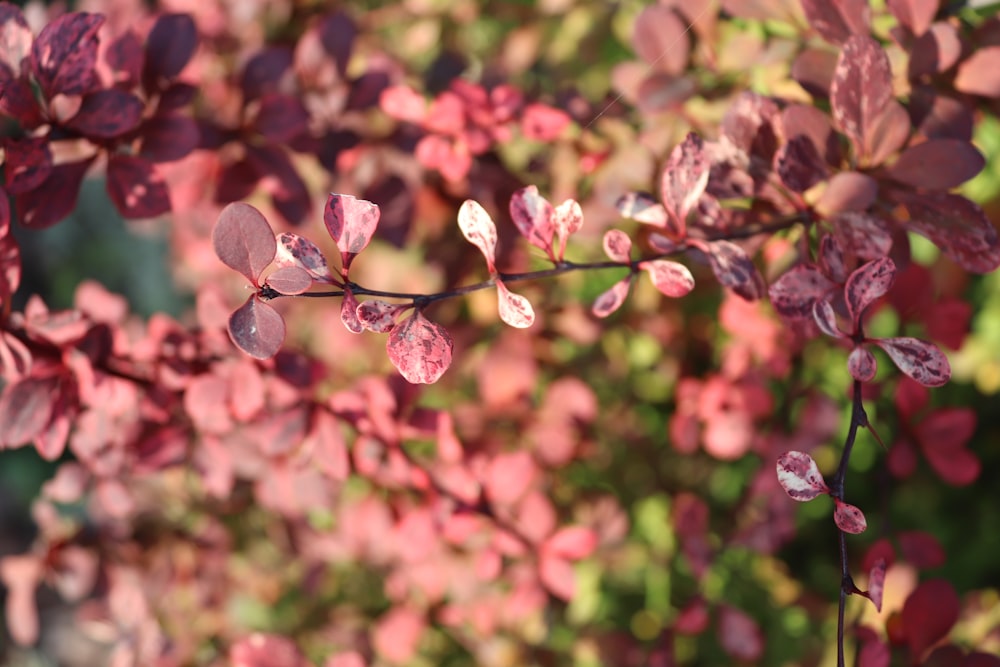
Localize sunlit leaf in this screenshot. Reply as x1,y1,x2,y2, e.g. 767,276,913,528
458,199,498,272
874,337,951,387
776,451,830,501
833,498,867,534
591,276,632,318
387,310,453,384
496,280,535,328
228,296,285,360
640,259,694,298
213,202,277,285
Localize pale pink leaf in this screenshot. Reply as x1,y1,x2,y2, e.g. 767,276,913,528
591,276,632,318
275,232,335,283
324,193,380,260
553,198,583,259
616,191,669,227
228,296,286,360
834,498,868,534
310,410,349,482
846,257,895,326
485,451,536,505
769,264,837,319
866,558,887,612
509,185,555,253
372,607,425,664
458,199,498,272
387,311,453,384
660,132,709,236
874,337,951,387
230,633,307,667
265,265,311,295
356,300,405,333
539,554,576,600
849,346,878,382
544,526,598,560
0,554,42,646
340,288,363,334
640,259,694,297
603,229,632,262
213,202,276,285
776,451,830,501
813,299,845,338
496,280,535,328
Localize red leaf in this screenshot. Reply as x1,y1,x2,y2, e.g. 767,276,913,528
275,232,335,283
520,103,571,141
228,296,286,360
2,136,52,195
15,158,94,229
539,553,576,600
660,132,709,237
458,200,498,272
896,191,1000,274
717,605,765,661
544,526,598,560
323,193,380,263
139,114,201,163
496,280,535,328
866,558,887,612
769,264,837,319
144,13,198,83
30,12,103,97
898,530,946,569
552,198,583,260
830,36,893,162
702,239,765,300
901,579,959,659
105,155,171,219
213,202,277,285
640,259,694,297
800,0,871,45
356,300,405,333
845,257,896,326
887,140,984,190
776,451,830,501
858,638,890,667
265,266,311,295
230,633,307,667
874,337,951,387
813,299,845,338
917,408,979,486
591,276,632,318
616,191,669,227
0,375,58,448
602,229,632,262
386,310,453,384
380,84,427,123
632,5,690,74
849,346,878,382
954,46,1000,98
65,89,144,138
833,497,867,534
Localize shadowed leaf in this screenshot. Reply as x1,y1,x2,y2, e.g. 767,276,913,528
106,155,171,219
144,13,197,84
845,257,895,325
66,89,143,138
213,202,276,284
30,12,103,97
15,158,94,229
228,296,285,360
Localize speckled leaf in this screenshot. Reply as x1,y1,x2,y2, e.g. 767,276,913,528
2,136,52,195
340,288,363,334
592,276,632,318
356,300,405,333
324,193,380,265
898,191,1000,273
616,191,668,227
769,264,838,320
144,13,197,83
660,132,709,237
496,280,535,328
387,310,453,384
228,296,285,360
603,230,632,262
458,199,499,272
845,257,896,326
65,89,143,138
813,299,845,338
874,337,951,387
830,36,893,160
640,259,695,298
702,240,765,300
275,232,334,283
834,498,867,534
553,198,583,260
776,451,830,501
509,186,554,254
849,346,878,382
105,155,171,219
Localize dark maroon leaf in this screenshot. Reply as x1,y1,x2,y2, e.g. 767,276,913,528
228,295,286,360
831,212,894,260
386,310,454,384
14,157,94,229
845,257,895,326
0,374,58,448
830,36,894,161
632,5,690,74
144,13,197,84
909,87,973,141
253,93,310,143
265,266,311,296
317,11,357,77
214,158,259,204
0,4,33,74
774,135,827,192
213,202,276,284
919,408,980,486
800,0,870,45
0,233,20,304
245,144,311,226
157,82,198,110
955,46,1000,98
887,140,985,190
105,155,171,219
139,114,200,162
819,234,847,283
345,70,391,111
901,580,959,658
104,30,143,86
720,91,779,156
768,264,837,319
240,46,294,101
908,23,962,79
65,89,144,139
776,451,830,501
660,132,709,237
866,101,910,167
30,12,104,98
2,136,52,195
875,337,951,387
0,77,44,128
896,191,1000,273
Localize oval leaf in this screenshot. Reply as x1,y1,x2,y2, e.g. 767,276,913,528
144,13,197,82
340,288,363,334
874,337,951,387
213,202,277,284
776,451,830,501
901,580,959,658
356,300,404,333
458,199,498,272
591,276,632,318
703,239,765,300
845,257,896,326
830,36,893,161
660,132,709,237
602,229,632,262
641,259,694,298
553,198,583,259
888,140,985,190
105,155,171,219
65,89,143,138
265,266,311,295
324,193,380,259
509,185,555,252
387,310,454,384
833,498,868,534
275,232,335,283
496,280,535,328
228,296,285,360
813,299,845,338
30,12,103,97
769,264,837,320
848,346,878,382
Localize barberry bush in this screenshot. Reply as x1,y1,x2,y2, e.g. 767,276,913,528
2,1,1000,666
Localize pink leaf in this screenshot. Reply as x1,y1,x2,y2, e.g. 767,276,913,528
591,276,632,318
800,0,871,45
833,498,867,534
616,191,669,227
717,605,765,661
275,232,335,283
457,200,498,271
0,375,58,448
496,280,535,328
228,296,286,360
509,185,555,253
356,300,405,333
324,193,380,264
309,410,349,481
769,264,837,319
520,103,571,141
888,140,985,190
849,346,878,382
544,526,598,560
874,337,951,387
602,230,632,262
640,259,695,298
830,36,893,162
265,266,311,295
380,84,427,123
901,580,959,659
553,198,583,260
813,299,845,338
213,202,277,285
0,554,42,645
845,257,896,325
539,554,576,600
230,633,307,667
387,310,453,384
485,451,536,505
954,46,1000,98
776,451,830,501
866,558,887,612
701,239,765,300
632,5,690,74
340,288,364,334
886,0,937,36
372,607,425,664
896,191,1000,274
660,132,709,237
